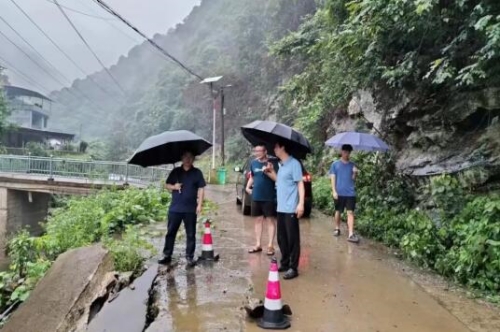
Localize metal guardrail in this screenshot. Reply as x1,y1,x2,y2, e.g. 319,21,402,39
0,155,171,186
4,147,82,156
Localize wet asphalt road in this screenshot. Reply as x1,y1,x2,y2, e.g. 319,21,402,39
147,186,500,332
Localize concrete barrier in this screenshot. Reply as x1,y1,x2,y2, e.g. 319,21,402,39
2,245,113,332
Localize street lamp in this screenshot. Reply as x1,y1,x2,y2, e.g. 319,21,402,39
200,76,223,170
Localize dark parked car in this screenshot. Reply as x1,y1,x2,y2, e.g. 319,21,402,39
234,156,313,217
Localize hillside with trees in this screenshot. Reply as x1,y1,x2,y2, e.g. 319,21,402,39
7,0,500,304
49,0,316,161
50,0,500,180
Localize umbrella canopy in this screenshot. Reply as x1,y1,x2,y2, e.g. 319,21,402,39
128,130,212,167
241,120,312,159
325,132,389,152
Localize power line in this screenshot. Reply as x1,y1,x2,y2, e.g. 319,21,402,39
8,0,123,102
43,0,115,20
0,54,106,126
0,54,52,94
0,54,107,129
0,27,72,91
92,0,204,80
0,31,114,115
0,13,124,109
0,14,68,84
53,0,127,96
78,0,143,44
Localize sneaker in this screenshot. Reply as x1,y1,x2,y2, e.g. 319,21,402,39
347,234,360,243
333,229,341,237
283,269,299,280
278,266,289,273
158,256,172,265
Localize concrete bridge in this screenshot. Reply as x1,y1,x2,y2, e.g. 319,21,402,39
0,155,170,257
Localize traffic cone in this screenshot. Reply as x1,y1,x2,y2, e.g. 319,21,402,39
198,219,219,261
258,258,290,330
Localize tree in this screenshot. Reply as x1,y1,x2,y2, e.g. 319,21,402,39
272,0,500,171
0,69,11,142
0,69,10,85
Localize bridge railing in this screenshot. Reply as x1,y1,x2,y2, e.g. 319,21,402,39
0,155,171,186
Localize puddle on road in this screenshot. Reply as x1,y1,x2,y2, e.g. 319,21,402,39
87,265,159,332
244,211,500,332
145,186,252,332
98,186,499,332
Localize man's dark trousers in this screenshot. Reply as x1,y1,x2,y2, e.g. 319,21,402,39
162,212,197,259
277,213,301,271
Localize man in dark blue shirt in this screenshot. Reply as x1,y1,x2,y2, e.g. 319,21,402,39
246,144,279,256
158,151,206,266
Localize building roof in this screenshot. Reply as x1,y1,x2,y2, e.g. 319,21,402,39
12,126,75,139
3,85,53,102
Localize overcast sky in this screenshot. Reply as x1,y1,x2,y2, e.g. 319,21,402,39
0,0,200,93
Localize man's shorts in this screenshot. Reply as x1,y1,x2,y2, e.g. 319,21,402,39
251,201,277,218
335,196,356,212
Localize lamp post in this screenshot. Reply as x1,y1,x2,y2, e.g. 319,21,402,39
200,76,223,170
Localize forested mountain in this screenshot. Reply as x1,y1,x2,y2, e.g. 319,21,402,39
49,0,316,160
51,0,500,188
273,0,500,185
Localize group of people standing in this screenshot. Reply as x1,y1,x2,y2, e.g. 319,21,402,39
156,142,359,280
246,142,305,280
246,142,359,280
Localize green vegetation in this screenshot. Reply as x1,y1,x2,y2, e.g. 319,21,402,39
47,0,500,303
272,0,500,168
49,0,316,162
314,155,500,302
0,77,11,145
0,187,170,319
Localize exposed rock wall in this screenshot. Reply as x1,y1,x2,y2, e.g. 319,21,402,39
330,88,500,188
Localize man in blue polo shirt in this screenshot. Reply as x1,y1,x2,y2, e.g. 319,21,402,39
158,151,206,267
266,141,304,280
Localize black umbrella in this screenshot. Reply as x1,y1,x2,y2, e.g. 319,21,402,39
241,120,312,159
128,130,212,167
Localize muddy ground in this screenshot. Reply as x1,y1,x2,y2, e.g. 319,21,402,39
143,186,500,332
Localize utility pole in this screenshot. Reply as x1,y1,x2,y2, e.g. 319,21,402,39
219,84,232,167
210,82,216,169
220,87,225,166
200,76,223,171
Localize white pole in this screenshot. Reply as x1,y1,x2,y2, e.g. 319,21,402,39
211,82,216,170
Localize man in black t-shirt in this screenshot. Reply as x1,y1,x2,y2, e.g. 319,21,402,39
246,144,279,256
158,151,206,267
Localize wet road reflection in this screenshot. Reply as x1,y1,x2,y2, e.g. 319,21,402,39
147,186,499,332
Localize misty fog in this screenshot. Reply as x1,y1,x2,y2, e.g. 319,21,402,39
0,0,200,93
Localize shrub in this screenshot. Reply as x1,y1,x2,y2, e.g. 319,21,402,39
0,187,171,315
435,196,500,294
25,142,49,157
313,154,500,301
312,176,334,213
103,226,157,274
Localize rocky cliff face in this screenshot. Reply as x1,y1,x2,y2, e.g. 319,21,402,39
330,88,500,189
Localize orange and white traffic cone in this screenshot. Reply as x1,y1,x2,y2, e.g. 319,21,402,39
198,219,219,261
258,258,290,330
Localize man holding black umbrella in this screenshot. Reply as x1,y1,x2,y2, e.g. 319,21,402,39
266,141,305,280
158,151,206,267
